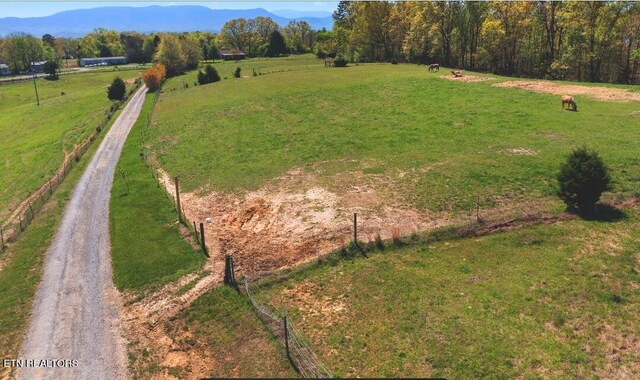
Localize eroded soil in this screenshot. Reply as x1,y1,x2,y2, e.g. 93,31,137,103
441,73,494,82
494,80,640,102
159,166,452,278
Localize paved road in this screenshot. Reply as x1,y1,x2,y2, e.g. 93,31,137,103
0,68,91,83
18,85,148,380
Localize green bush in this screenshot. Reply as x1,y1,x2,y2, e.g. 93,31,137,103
557,147,612,215
107,77,126,101
197,64,221,85
234,66,241,78
391,58,399,64
43,61,58,78
333,55,348,67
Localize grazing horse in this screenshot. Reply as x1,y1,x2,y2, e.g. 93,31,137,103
324,57,334,67
561,95,577,111
428,63,440,72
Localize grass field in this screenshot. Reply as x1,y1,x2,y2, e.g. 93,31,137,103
0,71,139,224
150,54,640,214
252,208,640,378
109,93,205,291
0,102,129,379
179,286,296,378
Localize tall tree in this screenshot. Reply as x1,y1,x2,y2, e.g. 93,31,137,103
218,18,254,53
4,33,47,72
266,30,288,57
154,34,186,76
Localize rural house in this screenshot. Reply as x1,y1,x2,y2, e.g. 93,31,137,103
79,56,127,67
30,61,48,73
0,63,10,76
219,50,246,61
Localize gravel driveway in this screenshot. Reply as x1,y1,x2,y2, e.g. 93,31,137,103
18,85,148,380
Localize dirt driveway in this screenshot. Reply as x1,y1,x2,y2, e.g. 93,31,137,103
18,86,148,380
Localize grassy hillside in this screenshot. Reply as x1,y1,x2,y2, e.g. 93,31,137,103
150,55,639,213
0,71,138,224
253,209,640,378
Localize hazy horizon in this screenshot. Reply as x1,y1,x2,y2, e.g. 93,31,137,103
1,1,337,18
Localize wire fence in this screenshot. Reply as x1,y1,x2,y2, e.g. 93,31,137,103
136,87,203,251
0,81,142,254
243,277,333,378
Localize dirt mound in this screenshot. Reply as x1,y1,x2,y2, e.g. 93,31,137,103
441,74,493,82
494,80,640,102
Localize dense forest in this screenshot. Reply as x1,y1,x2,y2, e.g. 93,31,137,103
321,1,640,84
1,1,639,84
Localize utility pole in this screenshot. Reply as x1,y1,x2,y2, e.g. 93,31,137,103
32,70,40,106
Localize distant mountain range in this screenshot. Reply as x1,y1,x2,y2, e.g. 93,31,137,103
0,5,334,37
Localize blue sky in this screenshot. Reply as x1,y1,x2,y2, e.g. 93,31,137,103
1,2,338,18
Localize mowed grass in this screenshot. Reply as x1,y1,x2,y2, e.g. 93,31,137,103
109,93,205,291
178,286,296,378
253,210,640,378
151,55,640,212
0,71,138,224
0,103,129,378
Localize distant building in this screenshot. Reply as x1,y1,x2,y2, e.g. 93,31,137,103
79,56,127,67
0,63,10,76
219,50,246,61
30,61,48,73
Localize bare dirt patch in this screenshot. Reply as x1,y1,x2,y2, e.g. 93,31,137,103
503,147,538,156
441,74,493,83
122,260,223,380
159,165,451,278
493,80,640,102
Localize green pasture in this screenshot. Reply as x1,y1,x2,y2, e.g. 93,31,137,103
0,70,139,224
150,55,640,213
254,209,640,378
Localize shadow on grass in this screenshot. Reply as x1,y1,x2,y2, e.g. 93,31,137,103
575,203,627,222
43,76,59,81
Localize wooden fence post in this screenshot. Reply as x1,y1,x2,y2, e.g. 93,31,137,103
353,213,358,243
193,221,199,242
174,177,182,222
224,255,236,286
199,222,208,257
284,316,290,359
29,202,34,218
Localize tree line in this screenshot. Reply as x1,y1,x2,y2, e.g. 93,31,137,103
322,1,640,84
0,16,318,75
2,2,638,84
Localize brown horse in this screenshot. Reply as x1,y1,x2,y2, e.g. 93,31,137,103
324,57,334,67
428,63,440,72
561,95,577,111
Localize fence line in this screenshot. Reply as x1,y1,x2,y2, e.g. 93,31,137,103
0,82,142,253
243,278,333,378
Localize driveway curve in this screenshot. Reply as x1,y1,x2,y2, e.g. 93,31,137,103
18,85,148,380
